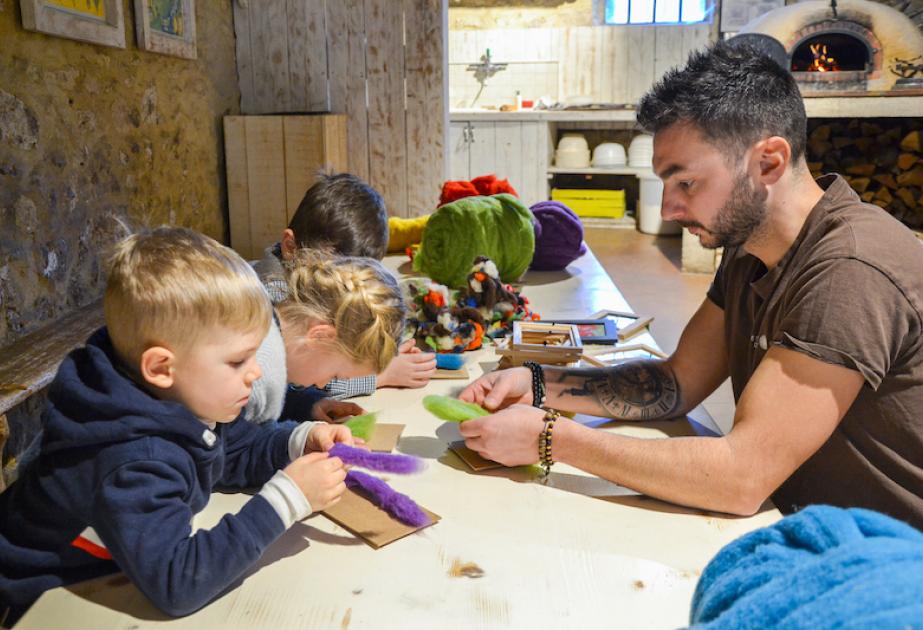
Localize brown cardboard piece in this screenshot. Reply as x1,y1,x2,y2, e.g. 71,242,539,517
430,366,470,379
322,487,440,548
448,440,505,472
366,423,404,452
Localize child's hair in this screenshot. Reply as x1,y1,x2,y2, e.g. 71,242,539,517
104,227,271,365
275,251,405,372
288,173,389,259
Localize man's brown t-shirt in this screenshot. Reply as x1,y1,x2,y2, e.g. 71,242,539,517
707,174,923,527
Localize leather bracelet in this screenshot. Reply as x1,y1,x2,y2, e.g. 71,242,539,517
538,409,559,477
522,361,546,408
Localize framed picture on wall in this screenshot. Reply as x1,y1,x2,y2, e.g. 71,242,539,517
133,0,197,60
20,0,127,49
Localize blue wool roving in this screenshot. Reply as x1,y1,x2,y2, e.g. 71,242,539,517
690,505,923,629
434,353,466,370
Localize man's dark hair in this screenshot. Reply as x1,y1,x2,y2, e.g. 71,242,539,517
637,40,806,164
288,172,389,259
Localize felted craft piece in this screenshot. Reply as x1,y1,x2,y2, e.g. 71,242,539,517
690,505,923,629
387,215,430,254
423,395,489,422
406,280,486,353
344,412,378,440
344,470,431,528
438,174,518,206
413,193,535,289
329,443,423,474
529,200,587,271
457,256,538,338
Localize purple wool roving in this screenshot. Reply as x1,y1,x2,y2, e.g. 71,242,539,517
345,470,431,527
529,200,587,271
329,443,424,474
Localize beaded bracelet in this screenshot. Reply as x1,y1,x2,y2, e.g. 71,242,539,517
538,409,559,477
522,361,546,408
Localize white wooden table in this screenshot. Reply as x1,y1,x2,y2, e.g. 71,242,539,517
16,250,780,629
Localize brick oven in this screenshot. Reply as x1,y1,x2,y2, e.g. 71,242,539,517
736,0,923,230
739,0,923,95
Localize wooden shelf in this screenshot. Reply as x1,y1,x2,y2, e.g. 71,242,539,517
548,166,651,176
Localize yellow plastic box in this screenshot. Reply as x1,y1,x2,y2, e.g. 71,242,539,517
551,188,626,218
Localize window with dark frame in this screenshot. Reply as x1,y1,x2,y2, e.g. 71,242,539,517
605,0,711,25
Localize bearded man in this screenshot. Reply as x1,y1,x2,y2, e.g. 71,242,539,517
455,41,923,527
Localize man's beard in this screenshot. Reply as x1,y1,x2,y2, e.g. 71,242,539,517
679,171,769,249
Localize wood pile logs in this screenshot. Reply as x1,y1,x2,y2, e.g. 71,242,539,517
806,119,923,229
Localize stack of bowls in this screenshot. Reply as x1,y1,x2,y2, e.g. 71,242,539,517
628,134,654,168
555,133,590,169
591,142,627,168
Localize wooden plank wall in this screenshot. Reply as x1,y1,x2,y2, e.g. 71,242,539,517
233,1,447,218
449,23,713,106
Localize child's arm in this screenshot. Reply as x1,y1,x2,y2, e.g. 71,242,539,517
92,457,288,617
218,417,299,488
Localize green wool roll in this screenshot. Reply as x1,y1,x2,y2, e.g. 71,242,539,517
422,395,489,422
345,412,378,440
413,194,536,288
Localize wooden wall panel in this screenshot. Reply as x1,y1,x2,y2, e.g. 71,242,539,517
365,0,409,217
224,116,252,256
245,117,288,257
450,24,717,107
231,1,448,218
404,0,448,215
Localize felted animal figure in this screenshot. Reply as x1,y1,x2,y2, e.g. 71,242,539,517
405,279,454,324
457,256,537,337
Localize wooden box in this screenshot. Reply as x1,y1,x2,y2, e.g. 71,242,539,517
496,321,584,367
224,115,348,260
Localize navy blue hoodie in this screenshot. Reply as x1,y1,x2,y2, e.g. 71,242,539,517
0,328,296,621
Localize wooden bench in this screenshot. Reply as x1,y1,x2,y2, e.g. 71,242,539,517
0,301,104,491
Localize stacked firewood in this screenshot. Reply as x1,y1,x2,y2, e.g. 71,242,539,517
806,119,923,229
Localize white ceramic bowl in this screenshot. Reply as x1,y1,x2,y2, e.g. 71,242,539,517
628,134,655,167
557,133,589,152
592,142,627,167
555,148,591,168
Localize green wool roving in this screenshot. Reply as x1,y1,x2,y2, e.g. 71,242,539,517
422,395,489,423
344,412,378,440
413,194,536,289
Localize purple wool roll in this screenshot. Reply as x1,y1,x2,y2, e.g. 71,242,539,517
329,443,424,474
529,201,587,271
345,470,431,527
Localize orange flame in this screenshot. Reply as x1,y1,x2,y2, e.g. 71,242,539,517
808,43,840,72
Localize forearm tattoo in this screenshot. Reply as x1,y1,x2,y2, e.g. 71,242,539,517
552,360,680,420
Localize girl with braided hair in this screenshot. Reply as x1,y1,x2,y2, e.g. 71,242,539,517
242,250,406,437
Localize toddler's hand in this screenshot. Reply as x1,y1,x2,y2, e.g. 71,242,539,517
312,398,365,423
377,340,437,389
283,452,347,512
305,422,355,453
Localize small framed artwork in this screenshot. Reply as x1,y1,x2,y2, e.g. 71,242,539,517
20,0,127,49
133,0,197,60
589,309,654,343
540,319,619,344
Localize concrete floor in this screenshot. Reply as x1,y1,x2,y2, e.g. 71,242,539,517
584,227,737,432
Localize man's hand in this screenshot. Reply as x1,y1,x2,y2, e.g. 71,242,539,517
459,367,533,410
377,339,437,389
283,452,347,512
305,423,355,453
311,398,365,423
458,404,547,466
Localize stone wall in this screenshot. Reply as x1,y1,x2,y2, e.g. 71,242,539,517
0,0,240,348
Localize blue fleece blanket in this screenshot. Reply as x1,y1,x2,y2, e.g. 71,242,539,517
690,505,923,629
